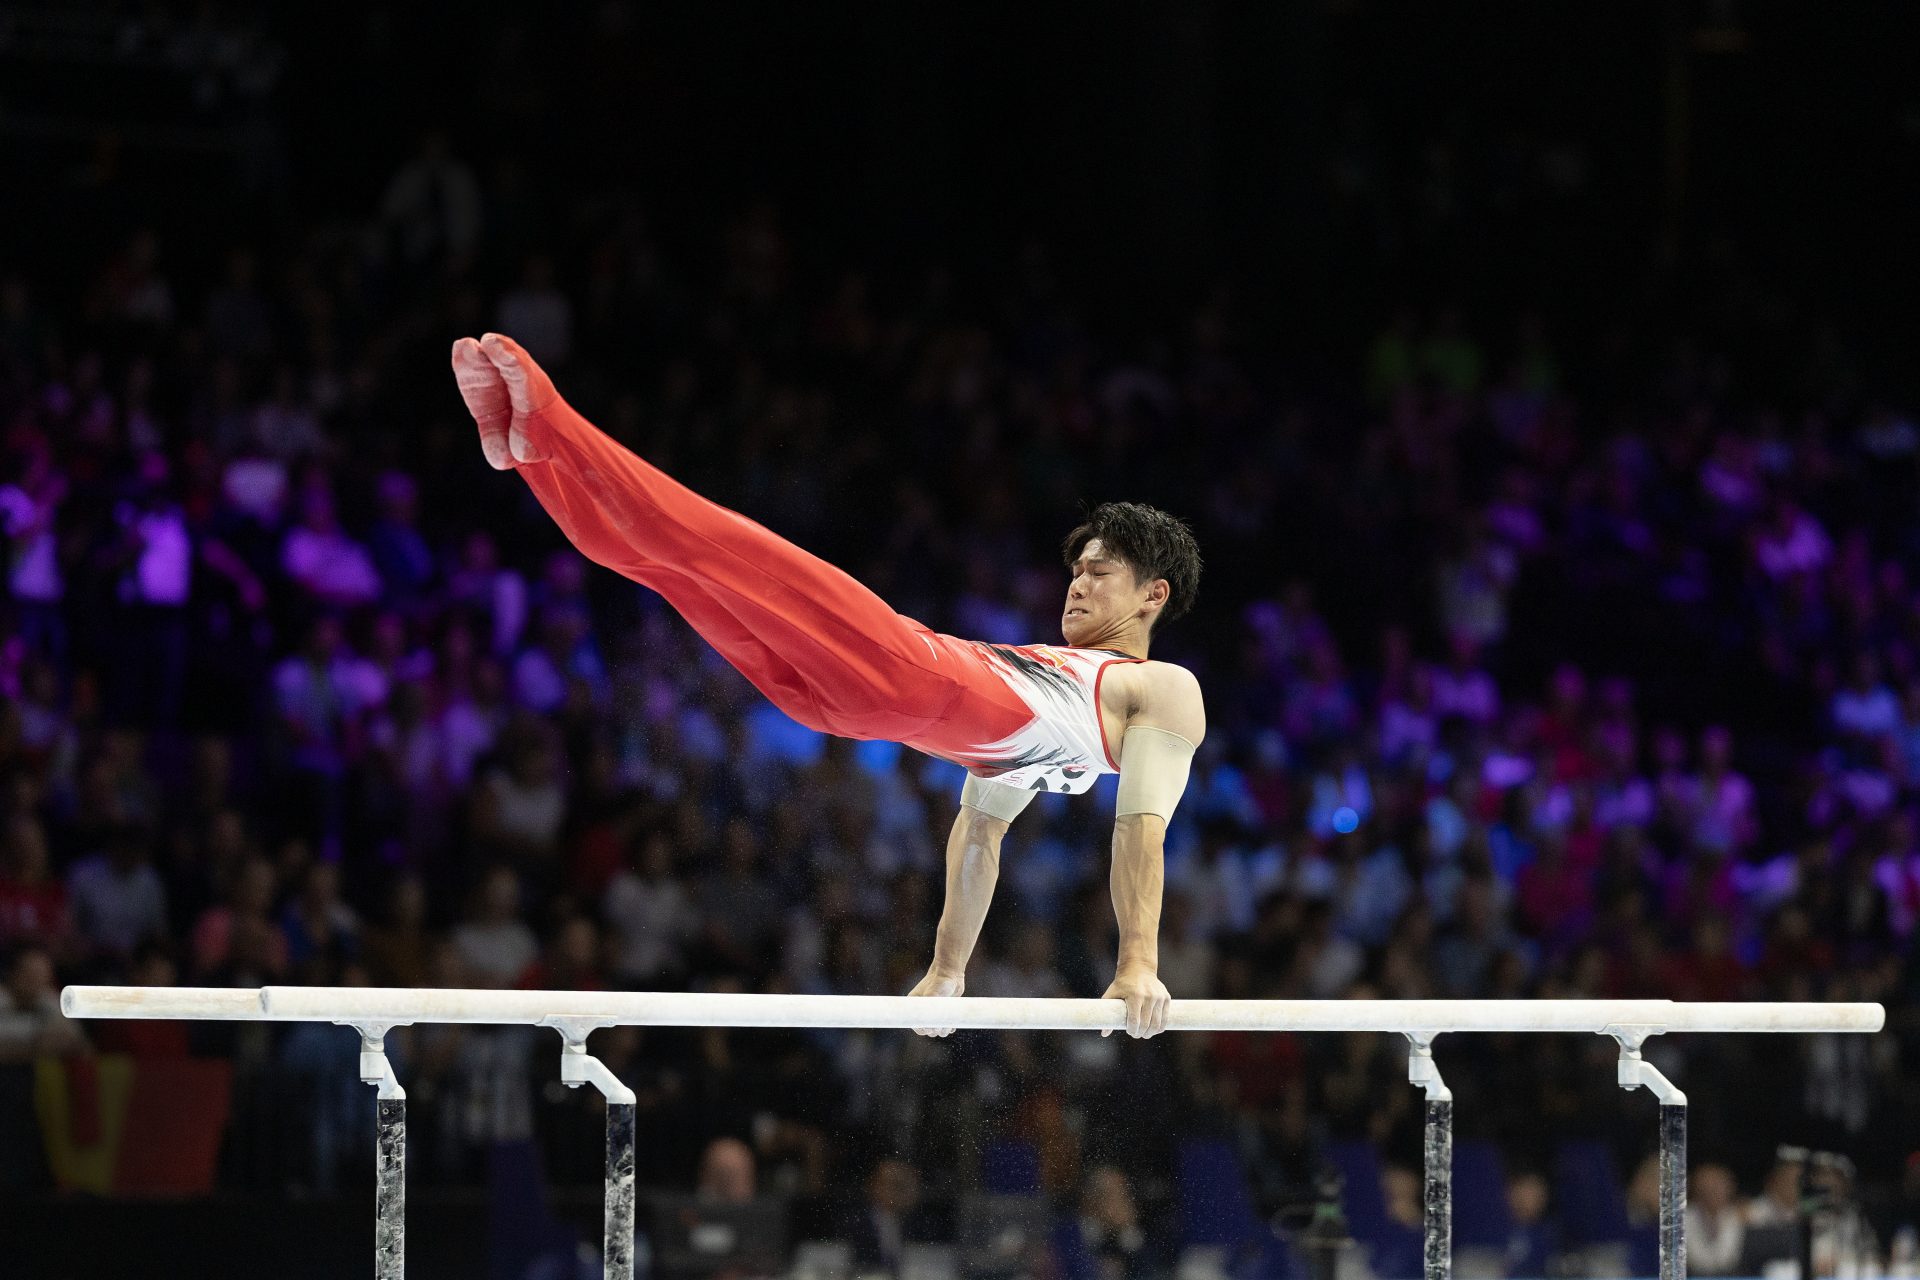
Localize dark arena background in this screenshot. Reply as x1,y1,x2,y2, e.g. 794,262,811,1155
1,3,1918,1278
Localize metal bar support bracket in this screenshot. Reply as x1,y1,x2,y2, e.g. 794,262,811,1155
547,1019,637,1105
1406,1032,1452,1102
339,1020,408,1100
1608,1025,1687,1106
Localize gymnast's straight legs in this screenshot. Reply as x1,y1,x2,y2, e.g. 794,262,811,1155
451,333,1033,756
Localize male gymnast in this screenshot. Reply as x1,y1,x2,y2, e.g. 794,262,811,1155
452,333,1205,1038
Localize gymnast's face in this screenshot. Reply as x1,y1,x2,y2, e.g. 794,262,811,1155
1063,538,1151,645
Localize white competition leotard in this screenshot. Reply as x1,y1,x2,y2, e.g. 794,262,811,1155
944,642,1145,794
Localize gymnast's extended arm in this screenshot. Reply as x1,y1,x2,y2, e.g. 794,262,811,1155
1102,666,1204,1039
905,777,1032,1037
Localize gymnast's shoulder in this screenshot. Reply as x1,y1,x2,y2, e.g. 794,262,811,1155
1106,658,1205,743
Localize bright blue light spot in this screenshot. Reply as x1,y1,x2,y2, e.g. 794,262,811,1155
1332,806,1359,834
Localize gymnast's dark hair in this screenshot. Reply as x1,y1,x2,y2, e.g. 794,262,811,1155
1061,501,1202,633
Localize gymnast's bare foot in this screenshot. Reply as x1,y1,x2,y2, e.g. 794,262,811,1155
450,332,558,468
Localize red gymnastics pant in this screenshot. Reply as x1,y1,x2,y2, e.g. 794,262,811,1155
507,394,1033,758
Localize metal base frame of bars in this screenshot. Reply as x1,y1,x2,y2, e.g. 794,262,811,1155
60,987,1883,1280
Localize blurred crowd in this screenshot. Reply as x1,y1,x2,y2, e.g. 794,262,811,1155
0,15,1917,1276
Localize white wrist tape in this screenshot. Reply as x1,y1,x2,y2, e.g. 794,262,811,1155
1115,725,1197,821
960,773,1036,823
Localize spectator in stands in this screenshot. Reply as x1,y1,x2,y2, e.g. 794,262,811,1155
439,654,510,789
1691,727,1757,857
1745,1159,1803,1229
281,860,359,976
0,442,68,663
190,857,287,983
604,830,696,987
203,247,272,362
1753,497,1831,582
974,917,1071,1001
1429,632,1500,726
847,1156,930,1275
66,823,167,961
511,603,607,715
519,915,604,991
378,130,483,276
452,867,538,988
365,471,436,612
1154,889,1214,999
495,253,574,367
697,1136,757,1204
0,814,67,952
1294,901,1363,999
277,958,378,1191
249,365,326,462
1383,1165,1424,1231
1435,522,1517,649
470,717,568,870
1063,1164,1159,1280
1505,1172,1558,1278
1688,1164,1746,1276
1430,875,1513,997
443,531,529,658
271,615,357,849
362,875,432,988
1835,655,1902,747
90,228,173,328
280,482,381,610
695,820,782,979
0,946,86,1062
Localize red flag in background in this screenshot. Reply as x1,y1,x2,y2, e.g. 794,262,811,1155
34,1054,233,1194
112,1057,233,1195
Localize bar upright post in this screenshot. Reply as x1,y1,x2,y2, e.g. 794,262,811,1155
606,1099,637,1279
554,1026,639,1280
1659,1103,1688,1280
1408,1035,1452,1280
1616,1035,1688,1280
355,1026,406,1280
